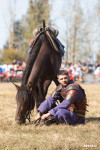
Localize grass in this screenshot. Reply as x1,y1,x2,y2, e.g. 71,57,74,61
0,83,100,150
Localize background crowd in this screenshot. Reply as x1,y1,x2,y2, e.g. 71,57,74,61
0,59,26,82
61,60,100,83
0,60,100,83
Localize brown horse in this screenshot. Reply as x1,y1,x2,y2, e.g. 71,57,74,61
14,24,62,124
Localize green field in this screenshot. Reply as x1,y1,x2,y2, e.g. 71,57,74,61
0,83,100,150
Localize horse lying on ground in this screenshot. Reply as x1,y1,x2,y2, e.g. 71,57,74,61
14,24,64,124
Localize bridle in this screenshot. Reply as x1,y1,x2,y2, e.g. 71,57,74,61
24,90,34,123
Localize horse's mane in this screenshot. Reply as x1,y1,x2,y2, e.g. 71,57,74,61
17,33,46,106
22,34,46,85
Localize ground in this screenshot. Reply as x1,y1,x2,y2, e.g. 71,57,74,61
0,82,100,150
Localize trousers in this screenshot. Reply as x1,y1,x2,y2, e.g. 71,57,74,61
38,96,85,125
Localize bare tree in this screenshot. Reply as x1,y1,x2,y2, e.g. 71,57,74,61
8,0,16,49
65,0,84,63
96,0,100,62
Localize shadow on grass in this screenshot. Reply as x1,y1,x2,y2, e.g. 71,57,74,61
85,117,100,123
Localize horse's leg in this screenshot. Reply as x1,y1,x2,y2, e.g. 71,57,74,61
36,80,51,107
43,80,52,96
36,79,57,107
36,80,45,107
53,77,59,86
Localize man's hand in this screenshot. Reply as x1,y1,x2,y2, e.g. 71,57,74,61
35,113,41,121
41,113,51,120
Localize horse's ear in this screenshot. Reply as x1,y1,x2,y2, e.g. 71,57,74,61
12,82,20,90
43,20,45,28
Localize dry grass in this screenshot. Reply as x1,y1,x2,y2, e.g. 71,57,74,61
0,83,100,150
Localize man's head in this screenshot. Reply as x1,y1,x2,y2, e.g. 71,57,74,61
57,70,70,86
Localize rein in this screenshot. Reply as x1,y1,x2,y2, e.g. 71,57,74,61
24,90,34,123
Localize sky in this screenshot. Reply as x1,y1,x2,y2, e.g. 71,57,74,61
51,0,98,39
51,0,99,60
0,0,99,61
0,0,29,49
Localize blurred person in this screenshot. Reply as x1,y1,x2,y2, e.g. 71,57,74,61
79,68,85,82
66,65,72,76
60,63,66,70
94,62,99,69
12,60,17,75
34,70,88,126
21,61,26,70
94,64,100,82
0,70,4,82
72,67,79,81
81,61,88,73
16,61,22,71
15,61,23,79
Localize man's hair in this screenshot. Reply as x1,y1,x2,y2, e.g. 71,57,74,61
57,70,69,77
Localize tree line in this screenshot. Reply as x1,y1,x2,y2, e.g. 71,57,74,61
0,0,51,64
0,0,100,64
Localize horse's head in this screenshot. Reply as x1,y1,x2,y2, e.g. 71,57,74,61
14,83,34,124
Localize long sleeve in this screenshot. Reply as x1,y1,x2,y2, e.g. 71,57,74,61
49,100,71,116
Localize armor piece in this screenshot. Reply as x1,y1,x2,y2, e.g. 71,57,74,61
66,83,80,92
54,82,88,118
65,90,78,103
51,90,58,97
56,84,62,92
51,84,62,97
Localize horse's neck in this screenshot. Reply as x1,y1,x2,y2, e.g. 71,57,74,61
22,36,44,85
27,39,49,88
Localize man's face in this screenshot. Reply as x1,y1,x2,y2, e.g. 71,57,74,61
57,74,70,86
